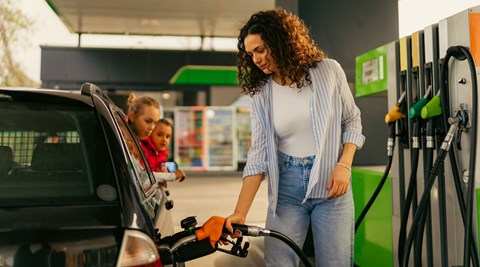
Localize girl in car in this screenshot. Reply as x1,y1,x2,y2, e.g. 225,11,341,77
147,118,186,184
127,93,185,183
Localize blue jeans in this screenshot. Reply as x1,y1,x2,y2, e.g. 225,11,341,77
264,151,354,267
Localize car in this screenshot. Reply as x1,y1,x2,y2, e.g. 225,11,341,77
0,83,177,267
0,83,316,267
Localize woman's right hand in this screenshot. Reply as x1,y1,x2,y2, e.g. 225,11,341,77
223,212,246,241
222,175,261,244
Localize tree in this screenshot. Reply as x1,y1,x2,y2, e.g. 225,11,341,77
0,0,38,87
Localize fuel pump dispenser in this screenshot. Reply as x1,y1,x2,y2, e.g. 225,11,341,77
352,5,480,267
398,32,432,267
401,45,480,267
390,35,420,267
409,31,434,267
436,7,480,266
400,5,480,267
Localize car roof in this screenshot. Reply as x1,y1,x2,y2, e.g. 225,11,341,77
1,86,105,107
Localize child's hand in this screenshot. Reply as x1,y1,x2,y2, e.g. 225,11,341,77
174,169,186,182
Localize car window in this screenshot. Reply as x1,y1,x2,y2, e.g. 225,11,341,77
114,113,163,219
0,100,116,206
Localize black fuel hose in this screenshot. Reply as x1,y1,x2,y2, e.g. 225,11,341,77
397,119,420,264
355,123,395,232
229,224,313,267
400,141,449,267
415,119,437,267
441,46,478,267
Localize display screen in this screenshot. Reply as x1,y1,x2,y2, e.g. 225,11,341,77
355,44,388,97
362,58,379,84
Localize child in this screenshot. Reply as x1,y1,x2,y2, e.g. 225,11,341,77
150,118,186,183
126,93,160,141
126,93,185,183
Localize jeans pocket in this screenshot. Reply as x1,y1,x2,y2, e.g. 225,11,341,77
330,189,354,209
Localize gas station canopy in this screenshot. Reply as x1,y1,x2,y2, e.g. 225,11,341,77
45,0,275,37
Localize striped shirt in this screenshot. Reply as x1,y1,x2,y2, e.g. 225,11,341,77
242,59,365,213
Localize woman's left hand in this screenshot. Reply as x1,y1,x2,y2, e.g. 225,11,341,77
326,164,351,199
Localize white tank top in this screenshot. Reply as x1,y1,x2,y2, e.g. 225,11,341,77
272,81,316,157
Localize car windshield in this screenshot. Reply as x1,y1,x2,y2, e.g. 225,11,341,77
0,99,116,206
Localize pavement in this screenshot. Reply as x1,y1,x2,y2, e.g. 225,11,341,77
167,171,268,267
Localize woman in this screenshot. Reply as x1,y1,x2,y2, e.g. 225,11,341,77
224,8,365,267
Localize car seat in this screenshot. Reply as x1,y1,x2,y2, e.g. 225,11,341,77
0,146,13,177
31,143,84,172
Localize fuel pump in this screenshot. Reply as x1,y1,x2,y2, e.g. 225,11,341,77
401,45,479,267
394,35,423,267
375,39,414,267
435,6,480,266
410,31,435,267
353,7,480,266
393,31,441,267
386,6,480,267
401,105,465,265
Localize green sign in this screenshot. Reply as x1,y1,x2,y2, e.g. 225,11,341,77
355,45,388,97
170,65,237,85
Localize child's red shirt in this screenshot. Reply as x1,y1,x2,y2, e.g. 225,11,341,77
140,137,169,172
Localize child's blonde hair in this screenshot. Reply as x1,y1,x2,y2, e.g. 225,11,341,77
127,93,160,116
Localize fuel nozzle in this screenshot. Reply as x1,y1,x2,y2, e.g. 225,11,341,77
195,216,226,248
385,91,407,124
421,90,442,119
409,85,433,119
230,224,271,237
159,216,249,264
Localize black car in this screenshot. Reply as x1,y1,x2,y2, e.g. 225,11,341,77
0,83,175,267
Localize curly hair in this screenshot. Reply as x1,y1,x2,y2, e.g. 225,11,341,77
237,8,326,96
